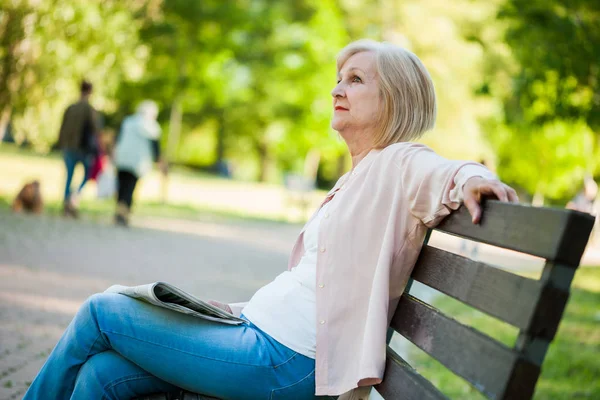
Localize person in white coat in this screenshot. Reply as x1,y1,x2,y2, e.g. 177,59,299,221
114,100,166,226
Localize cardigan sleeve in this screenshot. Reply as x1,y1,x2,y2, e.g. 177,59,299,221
392,143,496,227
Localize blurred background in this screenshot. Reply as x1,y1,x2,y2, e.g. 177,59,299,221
0,0,599,399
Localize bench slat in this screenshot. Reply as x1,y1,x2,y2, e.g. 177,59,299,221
391,294,539,399
435,200,595,266
412,246,542,329
375,347,448,400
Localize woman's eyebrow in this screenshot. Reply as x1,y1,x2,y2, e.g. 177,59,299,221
338,67,367,79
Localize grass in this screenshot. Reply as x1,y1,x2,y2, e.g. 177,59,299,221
404,267,600,399
0,143,323,224
0,194,294,226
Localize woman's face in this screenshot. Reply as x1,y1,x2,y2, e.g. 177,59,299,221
330,51,381,138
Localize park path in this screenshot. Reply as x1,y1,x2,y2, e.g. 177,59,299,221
0,210,300,399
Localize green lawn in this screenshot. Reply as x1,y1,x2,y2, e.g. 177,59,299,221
405,267,600,399
0,144,323,223
0,194,293,226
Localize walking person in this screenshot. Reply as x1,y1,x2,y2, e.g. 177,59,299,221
57,80,101,217
25,40,518,400
113,100,166,227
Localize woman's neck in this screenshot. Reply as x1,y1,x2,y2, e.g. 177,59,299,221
339,127,375,168
350,147,372,168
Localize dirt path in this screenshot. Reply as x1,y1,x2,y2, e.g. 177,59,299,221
0,210,301,399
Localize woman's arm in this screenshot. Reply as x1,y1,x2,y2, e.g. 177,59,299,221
393,143,516,227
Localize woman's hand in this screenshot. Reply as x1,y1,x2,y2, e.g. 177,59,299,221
207,300,233,314
463,177,519,224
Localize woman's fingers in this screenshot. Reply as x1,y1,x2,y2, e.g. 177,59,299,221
463,178,520,224
463,195,482,224
506,185,519,203
479,181,508,202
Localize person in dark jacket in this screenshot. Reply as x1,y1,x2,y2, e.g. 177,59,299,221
58,80,100,217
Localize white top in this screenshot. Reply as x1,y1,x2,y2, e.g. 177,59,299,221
243,201,332,359
114,114,161,178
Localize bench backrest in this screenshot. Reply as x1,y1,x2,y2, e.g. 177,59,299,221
376,200,595,400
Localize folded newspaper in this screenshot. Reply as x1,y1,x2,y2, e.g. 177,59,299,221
105,282,245,325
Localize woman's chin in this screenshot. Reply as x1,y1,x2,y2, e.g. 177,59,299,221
330,119,345,132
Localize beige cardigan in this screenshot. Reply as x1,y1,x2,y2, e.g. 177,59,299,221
230,143,494,398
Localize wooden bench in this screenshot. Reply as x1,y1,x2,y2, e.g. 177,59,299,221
376,200,595,399
139,200,595,400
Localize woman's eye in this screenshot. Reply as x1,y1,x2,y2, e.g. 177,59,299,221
352,76,362,83
336,79,341,84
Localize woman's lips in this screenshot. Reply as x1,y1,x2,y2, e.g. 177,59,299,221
335,106,348,111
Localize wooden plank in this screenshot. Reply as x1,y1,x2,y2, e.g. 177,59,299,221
434,200,595,266
500,359,541,400
375,347,448,400
526,283,571,341
412,246,542,329
391,294,539,399
514,262,575,367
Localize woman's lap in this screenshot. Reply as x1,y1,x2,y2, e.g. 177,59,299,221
25,293,319,400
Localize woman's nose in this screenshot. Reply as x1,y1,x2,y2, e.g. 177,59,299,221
331,82,345,98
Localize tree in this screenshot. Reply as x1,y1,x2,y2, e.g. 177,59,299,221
490,0,600,202
0,0,145,150
123,0,348,182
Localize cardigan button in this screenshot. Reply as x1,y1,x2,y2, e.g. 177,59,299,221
320,320,326,324
318,284,324,288
324,213,330,218
319,246,326,253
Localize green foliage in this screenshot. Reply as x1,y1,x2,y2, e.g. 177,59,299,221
113,0,347,181
491,120,597,202
500,0,600,130
1,0,144,150
2,0,597,197
486,0,600,202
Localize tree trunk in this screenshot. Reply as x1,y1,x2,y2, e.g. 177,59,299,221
0,106,11,142
0,8,24,121
257,141,269,182
167,94,183,162
215,109,225,165
532,186,545,207
162,95,183,204
303,149,320,181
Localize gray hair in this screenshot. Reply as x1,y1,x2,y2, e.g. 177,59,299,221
337,39,437,147
136,100,159,120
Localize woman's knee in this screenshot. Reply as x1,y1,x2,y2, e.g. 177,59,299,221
78,292,129,322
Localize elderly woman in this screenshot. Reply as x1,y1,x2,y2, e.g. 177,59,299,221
24,40,517,400
113,100,167,226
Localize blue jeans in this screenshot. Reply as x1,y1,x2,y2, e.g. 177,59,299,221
63,150,92,202
24,293,326,400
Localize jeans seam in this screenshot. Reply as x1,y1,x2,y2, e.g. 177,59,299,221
272,352,299,369
269,368,315,400
100,372,154,400
104,330,283,368
86,334,105,359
